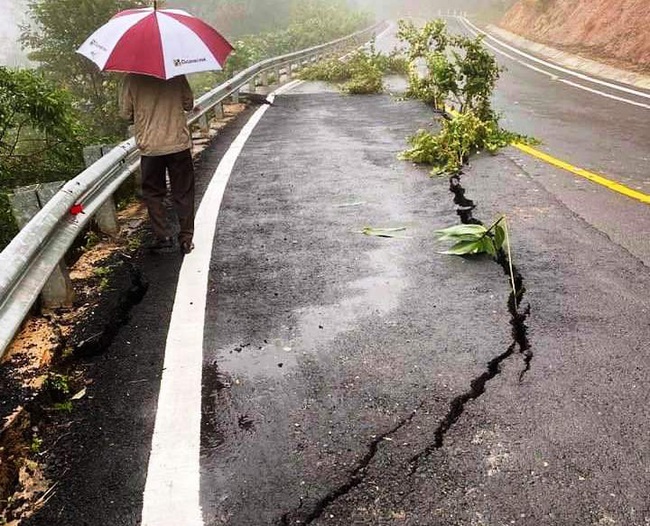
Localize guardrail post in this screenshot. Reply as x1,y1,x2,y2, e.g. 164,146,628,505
275,66,282,83
260,71,269,87
37,182,76,309
248,77,257,93
83,145,121,236
8,183,75,309
8,184,40,230
198,113,210,138
232,89,240,103
214,102,224,119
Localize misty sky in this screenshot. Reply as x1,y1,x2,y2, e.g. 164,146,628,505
0,0,30,66
0,0,510,68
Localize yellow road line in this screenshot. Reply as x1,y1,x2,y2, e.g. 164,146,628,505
444,105,650,204
513,142,650,205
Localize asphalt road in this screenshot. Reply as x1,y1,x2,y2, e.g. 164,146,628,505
23,20,650,526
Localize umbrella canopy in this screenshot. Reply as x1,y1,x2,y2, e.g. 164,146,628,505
77,7,234,80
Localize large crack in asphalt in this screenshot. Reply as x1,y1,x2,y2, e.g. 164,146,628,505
0,254,149,521
407,345,515,472
278,166,533,521
449,171,532,379
279,404,424,525
407,171,532,474
72,254,149,357
496,250,532,382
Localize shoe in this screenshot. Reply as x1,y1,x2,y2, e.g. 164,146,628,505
180,240,194,255
149,237,174,253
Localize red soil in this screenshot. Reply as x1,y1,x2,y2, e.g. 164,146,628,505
500,0,650,71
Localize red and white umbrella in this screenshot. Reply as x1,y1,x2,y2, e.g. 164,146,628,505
77,7,234,80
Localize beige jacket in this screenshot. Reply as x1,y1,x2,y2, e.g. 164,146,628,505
119,74,194,157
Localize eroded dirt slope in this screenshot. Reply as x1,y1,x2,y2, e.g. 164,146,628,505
501,0,650,71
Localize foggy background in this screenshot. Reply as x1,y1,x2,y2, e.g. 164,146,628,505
0,0,515,67
0,0,30,66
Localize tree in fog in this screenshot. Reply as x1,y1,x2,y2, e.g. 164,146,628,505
169,0,293,37
20,0,147,137
0,0,31,66
169,0,366,39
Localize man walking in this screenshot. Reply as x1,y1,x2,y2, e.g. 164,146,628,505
120,73,196,255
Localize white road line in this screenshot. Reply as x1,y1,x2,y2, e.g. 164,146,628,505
140,79,303,526
557,78,650,110
474,33,650,109
482,39,557,79
458,17,650,108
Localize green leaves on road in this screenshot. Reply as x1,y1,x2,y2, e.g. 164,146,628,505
435,215,518,299
359,226,409,238
435,218,506,256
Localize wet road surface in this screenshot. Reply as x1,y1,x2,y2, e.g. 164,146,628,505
22,20,650,526
199,92,513,524
196,86,650,525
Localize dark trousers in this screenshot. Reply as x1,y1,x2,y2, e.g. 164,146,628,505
140,149,195,244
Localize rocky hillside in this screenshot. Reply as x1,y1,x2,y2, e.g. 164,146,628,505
500,0,650,71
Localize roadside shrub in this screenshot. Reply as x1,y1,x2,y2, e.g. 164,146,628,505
373,50,410,76
299,56,351,82
300,49,384,93
342,64,383,94
341,47,385,94
0,68,84,189
299,42,408,94
221,2,372,80
0,67,85,251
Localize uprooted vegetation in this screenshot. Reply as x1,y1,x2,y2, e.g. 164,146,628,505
401,112,523,175
396,19,537,175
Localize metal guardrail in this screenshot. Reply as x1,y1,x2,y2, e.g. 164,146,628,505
0,21,386,357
